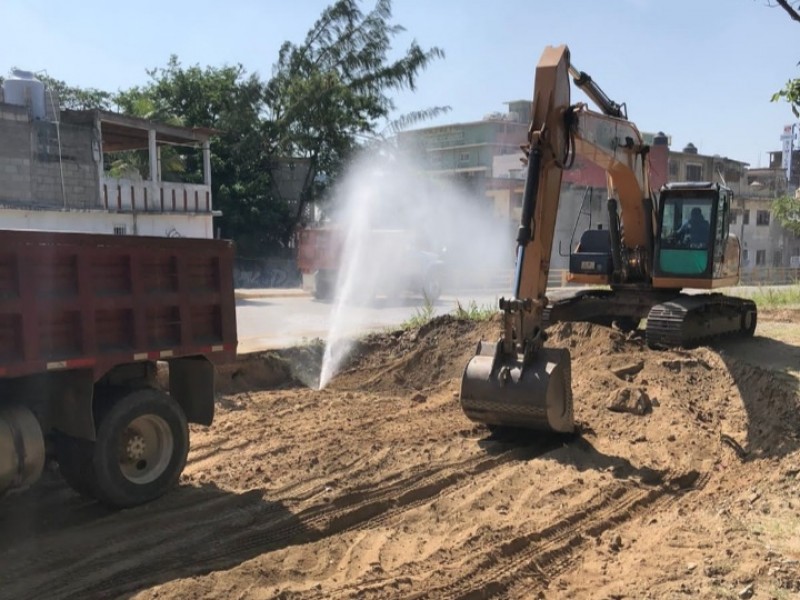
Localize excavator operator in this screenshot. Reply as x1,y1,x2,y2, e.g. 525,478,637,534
676,207,711,247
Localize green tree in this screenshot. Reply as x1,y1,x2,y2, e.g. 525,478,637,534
265,0,448,227
37,74,113,111
772,194,800,235
116,57,291,255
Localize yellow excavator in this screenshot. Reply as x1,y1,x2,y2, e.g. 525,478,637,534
459,45,756,433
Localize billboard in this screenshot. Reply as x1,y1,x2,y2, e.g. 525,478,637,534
781,123,798,181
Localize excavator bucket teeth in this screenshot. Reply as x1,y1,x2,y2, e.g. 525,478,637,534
459,341,574,433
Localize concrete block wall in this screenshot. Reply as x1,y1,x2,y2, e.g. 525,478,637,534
0,111,34,203
0,112,100,209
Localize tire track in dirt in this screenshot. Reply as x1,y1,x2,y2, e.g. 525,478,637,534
9,440,555,600
304,471,708,600
409,470,706,600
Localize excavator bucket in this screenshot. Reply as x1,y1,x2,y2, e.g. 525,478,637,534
459,341,574,433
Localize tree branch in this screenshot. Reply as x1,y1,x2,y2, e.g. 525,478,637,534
773,0,800,22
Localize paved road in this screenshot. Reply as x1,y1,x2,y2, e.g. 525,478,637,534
236,289,511,353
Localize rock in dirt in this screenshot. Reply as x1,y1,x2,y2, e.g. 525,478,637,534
410,392,427,404
610,360,644,380
738,583,754,599
607,387,652,415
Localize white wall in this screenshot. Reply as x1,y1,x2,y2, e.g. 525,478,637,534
0,208,213,239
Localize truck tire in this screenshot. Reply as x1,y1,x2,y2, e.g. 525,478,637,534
58,389,189,508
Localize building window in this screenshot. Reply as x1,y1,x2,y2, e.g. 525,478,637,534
729,209,739,225
756,210,770,226
668,160,678,177
458,152,471,163
773,250,783,267
685,164,703,181
742,210,750,225
742,249,749,265
113,225,127,236
756,249,766,266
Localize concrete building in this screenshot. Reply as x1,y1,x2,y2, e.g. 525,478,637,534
737,150,798,270
396,100,532,194
0,72,216,238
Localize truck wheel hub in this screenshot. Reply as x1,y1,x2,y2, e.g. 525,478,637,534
125,435,147,461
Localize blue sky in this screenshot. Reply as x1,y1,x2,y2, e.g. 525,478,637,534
2,0,798,166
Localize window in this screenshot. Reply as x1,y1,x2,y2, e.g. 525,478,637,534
742,249,750,265
756,210,770,226
458,152,471,163
742,210,750,225
669,160,678,177
685,164,703,181
729,209,739,225
756,249,766,266
113,225,127,235
774,251,783,267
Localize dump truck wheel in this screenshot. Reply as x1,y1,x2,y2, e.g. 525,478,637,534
59,389,189,508
93,389,189,508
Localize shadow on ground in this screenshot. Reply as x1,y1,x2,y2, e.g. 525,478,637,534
712,334,800,460
0,472,309,600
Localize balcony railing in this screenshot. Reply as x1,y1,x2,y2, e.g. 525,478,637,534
101,178,212,213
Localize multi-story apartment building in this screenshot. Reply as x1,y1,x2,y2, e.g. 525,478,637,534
736,150,799,269
399,99,800,276
396,100,532,194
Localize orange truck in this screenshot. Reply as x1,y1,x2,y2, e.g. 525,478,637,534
296,226,444,301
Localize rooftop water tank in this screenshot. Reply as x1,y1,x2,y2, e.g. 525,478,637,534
2,69,46,120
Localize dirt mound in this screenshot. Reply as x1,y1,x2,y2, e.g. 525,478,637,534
328,314,500,394
5,316,800,599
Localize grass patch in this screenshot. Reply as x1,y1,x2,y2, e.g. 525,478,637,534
400,295,436,329
738,284,800,309
452,299,498,321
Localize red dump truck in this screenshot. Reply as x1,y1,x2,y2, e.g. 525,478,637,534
296,227,444,301
0,230,237,507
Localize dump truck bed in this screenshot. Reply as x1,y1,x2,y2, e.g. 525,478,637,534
0,229,237,380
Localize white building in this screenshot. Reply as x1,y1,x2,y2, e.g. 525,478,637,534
0,70,217,239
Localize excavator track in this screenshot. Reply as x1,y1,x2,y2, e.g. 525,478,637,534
542,290,756,349
645,293,757,349
542,288,678,331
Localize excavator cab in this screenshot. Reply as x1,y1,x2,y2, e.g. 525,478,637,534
653,182,739,286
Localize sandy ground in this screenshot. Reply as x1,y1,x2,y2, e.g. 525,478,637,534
1,310,800,600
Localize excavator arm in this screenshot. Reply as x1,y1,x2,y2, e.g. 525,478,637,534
459,46,576,433
459,44,656,434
